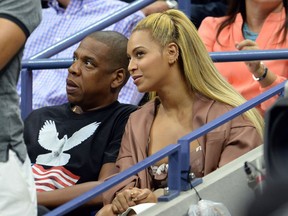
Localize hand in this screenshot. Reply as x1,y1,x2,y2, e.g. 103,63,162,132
141,2,170,16
235,40,261,74
111,187,157,214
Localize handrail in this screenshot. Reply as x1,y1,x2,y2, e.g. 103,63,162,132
29,0,155,60
180,82,286,144
20,49,288,119
20,0,156,119
19,1,288,215
210,48,288,62
22,49,288,70
44,81,287,216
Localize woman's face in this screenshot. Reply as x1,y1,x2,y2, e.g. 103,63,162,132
127,30,171,93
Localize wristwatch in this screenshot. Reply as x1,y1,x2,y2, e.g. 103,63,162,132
165,0,178,9
252,62,268,81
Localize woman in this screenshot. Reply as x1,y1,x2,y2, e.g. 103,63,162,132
198,0,288,115
97,9,263,216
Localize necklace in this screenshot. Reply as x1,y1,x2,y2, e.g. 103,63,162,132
72,105,83,114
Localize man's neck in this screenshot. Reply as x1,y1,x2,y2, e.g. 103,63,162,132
71,102,116,114
245,2,283,33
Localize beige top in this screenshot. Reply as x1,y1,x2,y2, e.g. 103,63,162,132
103,94,262,204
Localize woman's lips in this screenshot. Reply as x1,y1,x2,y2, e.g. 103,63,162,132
132,75,142,85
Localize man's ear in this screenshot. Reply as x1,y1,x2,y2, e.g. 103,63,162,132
167,42,179,65
111,68,126,89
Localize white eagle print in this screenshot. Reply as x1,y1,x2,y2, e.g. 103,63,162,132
36,120,100,166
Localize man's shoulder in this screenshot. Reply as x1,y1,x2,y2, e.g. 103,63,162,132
112,102,138,115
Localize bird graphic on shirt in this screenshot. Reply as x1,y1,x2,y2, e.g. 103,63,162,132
36,120,100,166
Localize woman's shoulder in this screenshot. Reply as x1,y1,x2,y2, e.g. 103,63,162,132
127,99,157,124
200,13,242,32
195,94,243,121
201,15,227,25
202,94,255,127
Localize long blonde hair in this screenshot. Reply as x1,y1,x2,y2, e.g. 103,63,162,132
132,9,264,137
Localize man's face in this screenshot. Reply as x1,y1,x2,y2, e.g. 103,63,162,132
66,37,115,110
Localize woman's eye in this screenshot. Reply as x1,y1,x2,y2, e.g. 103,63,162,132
136,51,144,58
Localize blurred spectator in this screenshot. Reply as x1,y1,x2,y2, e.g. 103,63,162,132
190,0,228,29
122,0,227,28
0,0,41,215
198,0,288,115
18,0,145,110
41,0,49,8
120,0,177,16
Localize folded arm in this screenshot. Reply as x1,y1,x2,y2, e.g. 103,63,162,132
37,162,118,207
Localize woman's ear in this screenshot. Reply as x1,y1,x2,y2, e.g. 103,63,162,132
167,42,179,65
111,68,126,89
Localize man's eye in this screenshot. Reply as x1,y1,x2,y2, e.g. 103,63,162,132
85,60,93,66
72,56,77,62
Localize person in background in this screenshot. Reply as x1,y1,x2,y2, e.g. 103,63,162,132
0,0,41,215
121,0,227,28
190,0,228,29
24,31,137,216
41,0,49,8
18,0,145,111
198,0,288,115
96,9,264,216
121,0,178,16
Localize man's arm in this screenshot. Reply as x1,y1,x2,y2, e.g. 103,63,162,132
37,162,118,207
0,18,26,70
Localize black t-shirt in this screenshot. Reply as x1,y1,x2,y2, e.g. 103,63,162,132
24,101,137,188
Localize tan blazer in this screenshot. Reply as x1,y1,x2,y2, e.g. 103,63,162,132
103,94,262,204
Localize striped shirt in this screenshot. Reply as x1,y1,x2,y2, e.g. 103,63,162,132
17,0,145,110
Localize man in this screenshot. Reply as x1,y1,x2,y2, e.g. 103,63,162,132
18,0,145,110
0,1,41,216
24,31,137,215
189,0,227,29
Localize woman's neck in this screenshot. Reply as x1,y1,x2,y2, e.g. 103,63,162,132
245,1,283,33
157,87,194,119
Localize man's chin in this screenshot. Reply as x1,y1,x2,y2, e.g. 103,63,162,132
67,95,78,104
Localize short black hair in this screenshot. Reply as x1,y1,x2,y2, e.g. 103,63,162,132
87,31,130,87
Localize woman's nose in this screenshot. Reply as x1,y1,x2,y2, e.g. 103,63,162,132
128,59,137,75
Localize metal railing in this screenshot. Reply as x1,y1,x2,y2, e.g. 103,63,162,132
21,49,288,119
18,1,288,215
44,80,286,215
20,0,156,119
21,51,288,216
19,0,205,118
